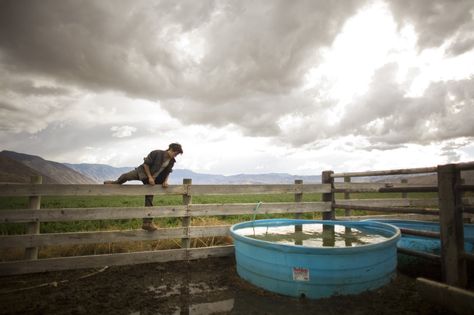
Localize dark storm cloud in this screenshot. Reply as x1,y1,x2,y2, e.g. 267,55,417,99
447,26,474,56
0,120,151,158
0,100,20,113
165,93,316,136
0,0,189,98
0,0,366,118
0,78,71,96
388,0,474,53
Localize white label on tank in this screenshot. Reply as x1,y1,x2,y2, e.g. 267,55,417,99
292,267,309,281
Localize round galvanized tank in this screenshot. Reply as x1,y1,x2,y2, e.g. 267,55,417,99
230,219,401,299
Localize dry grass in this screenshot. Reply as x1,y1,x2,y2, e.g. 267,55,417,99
1,217,234,262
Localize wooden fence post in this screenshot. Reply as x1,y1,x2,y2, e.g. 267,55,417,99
401,178,408,199
182,178,192,251
344,176,351,216
295,179,303,233
25,175,42,260
437,164,467,288
322,171,335,220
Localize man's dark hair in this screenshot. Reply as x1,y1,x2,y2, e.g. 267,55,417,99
169,143,183,154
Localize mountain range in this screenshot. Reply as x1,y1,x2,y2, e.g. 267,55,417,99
0,151,95,184
2,150,471,185
0,150,322,184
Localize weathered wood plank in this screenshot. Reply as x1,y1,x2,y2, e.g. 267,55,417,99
334,182,437,193
182,178,192,249
0,183,330,197
25,175,41,260
189,226,230,238
458,185,474,192
455,161,474,171
187,245,234,260
335,198,439,208
463,197,474,205
0,248,185,275
462,206,474,214
322,171,335,220
342,213,439,221
397,247,441,262
0,226,231,248
438,164,467,287
0,206,188,223
0,184,185,197
334,204,439,215
400,228,440,239
0,202,330,223
332,166,437,178
463,251,474,262
0,246,234,276
411,198,440,207
343,176,351,216
416,277,474,315
0,228,186,248
294,179,303,222
188,202,331,216
188,184,330,195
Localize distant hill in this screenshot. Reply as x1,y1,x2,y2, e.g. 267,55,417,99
0,155,57,183
64,163,322,184
0,151,96,184
64,163,134,184
4,150,472,185
371,171,474,185
0,150,321,185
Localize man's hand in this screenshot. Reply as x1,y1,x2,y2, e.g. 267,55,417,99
162,181,169,188
148,177,155,185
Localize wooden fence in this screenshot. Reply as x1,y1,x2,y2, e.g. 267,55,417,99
0,179,331,275
331,162,474,288
1,162,473,291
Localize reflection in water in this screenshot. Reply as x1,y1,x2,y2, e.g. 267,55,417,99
147,283,229,298
189,299,234,314
236,223,389,247
322,224,335,247
142,282,234,315
345,227,353,247
147,299,234,315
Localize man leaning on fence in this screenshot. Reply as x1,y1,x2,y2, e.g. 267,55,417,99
104,143,184,231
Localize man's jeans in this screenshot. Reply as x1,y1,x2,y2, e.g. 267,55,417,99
116,169,167,223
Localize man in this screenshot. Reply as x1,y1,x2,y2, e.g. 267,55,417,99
104,143,183,231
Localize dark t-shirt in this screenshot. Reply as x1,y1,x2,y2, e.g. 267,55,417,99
136,150,175,181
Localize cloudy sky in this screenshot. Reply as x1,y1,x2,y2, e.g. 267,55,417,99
1,0,473,176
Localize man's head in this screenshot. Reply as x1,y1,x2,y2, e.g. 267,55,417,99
168,143,183,157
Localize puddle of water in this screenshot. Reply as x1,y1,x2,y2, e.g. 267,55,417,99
134,283,234,315
189,298,234,314
147,283,229,298
235,223,389,247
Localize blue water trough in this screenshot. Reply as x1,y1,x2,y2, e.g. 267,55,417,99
230,219,401,299
366,219,474,255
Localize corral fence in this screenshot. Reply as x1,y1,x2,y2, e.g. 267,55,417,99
1,162,474,300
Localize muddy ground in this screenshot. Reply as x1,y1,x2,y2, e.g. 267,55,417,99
0,256,461,315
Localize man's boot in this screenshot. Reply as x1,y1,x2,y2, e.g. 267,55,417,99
142,221,158,232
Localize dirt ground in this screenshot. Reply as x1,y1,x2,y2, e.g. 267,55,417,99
0,256,461,315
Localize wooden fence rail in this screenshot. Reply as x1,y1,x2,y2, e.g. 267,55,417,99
0,162,473,294
0,183,331,197
0,202,330,223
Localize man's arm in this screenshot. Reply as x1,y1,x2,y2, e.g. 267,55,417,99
143,164,155,185
162,175,169,188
